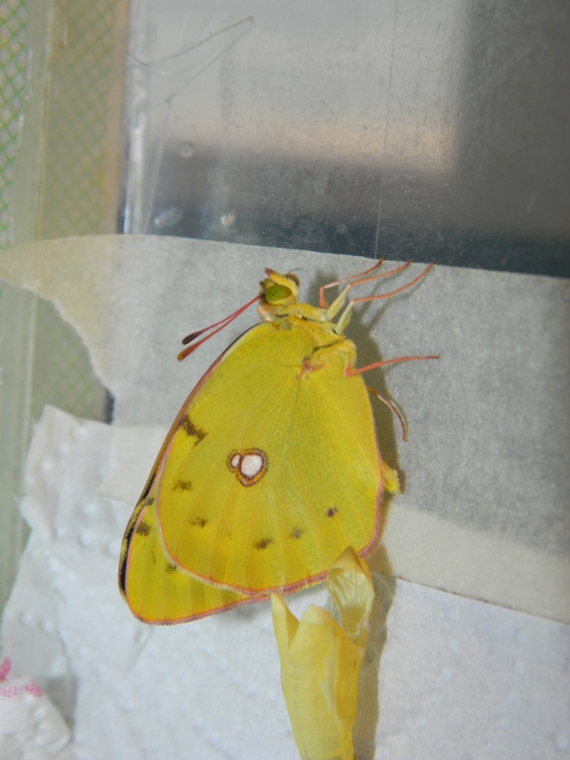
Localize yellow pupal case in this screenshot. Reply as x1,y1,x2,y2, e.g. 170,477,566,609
325,545,375,658
271,547,374,760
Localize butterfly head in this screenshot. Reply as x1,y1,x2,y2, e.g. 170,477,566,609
259,269,300,306
260,269,300,307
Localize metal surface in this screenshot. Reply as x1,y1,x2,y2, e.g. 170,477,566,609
123,0,570,276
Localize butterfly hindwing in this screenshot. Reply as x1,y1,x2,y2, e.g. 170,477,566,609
155,321,382,595
120,481,252,624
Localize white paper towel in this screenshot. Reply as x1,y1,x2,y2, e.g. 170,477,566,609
1,406,568,759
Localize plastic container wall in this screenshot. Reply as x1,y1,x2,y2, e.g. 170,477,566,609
123,0,570,277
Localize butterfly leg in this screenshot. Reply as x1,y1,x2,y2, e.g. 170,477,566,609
329,262,433,334
319,259,386,307
348,355,439,388
325,265,412,327
320,259,415,308
352,262,433,305
367,385,408,442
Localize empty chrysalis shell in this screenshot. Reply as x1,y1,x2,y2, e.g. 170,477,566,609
271,547,375,760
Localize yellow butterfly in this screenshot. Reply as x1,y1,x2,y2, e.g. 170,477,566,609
119,260,435,623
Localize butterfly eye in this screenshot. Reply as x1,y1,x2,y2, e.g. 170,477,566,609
264,283,294,304
261,269,300,306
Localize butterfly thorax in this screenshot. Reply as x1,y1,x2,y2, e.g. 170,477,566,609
258,269,357,371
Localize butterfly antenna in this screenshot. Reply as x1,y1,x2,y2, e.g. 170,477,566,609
178,294,259,361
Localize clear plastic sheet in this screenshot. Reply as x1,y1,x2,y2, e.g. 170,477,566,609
123,0,570,276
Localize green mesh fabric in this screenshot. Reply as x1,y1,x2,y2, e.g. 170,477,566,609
0,0,27,248
0,0,124,618
40,0,120,239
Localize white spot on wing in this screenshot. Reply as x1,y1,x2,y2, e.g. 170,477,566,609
227,448,268,486
241,453,263,478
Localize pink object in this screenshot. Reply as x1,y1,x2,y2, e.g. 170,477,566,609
0,657,10,681
0,657,42,699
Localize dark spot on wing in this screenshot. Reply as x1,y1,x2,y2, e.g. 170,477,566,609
254,537,274,550
174,479,193,491
180,415,207,442
326,506,339,518
135,520,151,536
166,562,177,574
289,527,303,539
190,517,208,528
145,496,155,506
